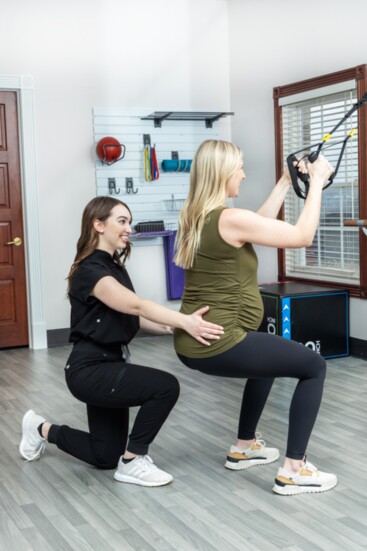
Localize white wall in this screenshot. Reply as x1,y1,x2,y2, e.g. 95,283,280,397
228,0,367,341
0,0,231,331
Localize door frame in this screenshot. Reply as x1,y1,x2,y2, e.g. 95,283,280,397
0,75,47,349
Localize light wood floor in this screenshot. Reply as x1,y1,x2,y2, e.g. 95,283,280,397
0,336,366,551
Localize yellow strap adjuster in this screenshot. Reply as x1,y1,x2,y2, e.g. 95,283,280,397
322,133,332,142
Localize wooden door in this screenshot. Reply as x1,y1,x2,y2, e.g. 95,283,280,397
0,91,28,347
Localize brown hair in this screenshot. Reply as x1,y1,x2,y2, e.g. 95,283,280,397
67,196,133,291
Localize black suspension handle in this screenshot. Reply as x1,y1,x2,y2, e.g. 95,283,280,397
287,150,335,199
287,154,310,199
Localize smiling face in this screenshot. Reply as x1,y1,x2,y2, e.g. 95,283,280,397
93,203,132,254
227,162,245,198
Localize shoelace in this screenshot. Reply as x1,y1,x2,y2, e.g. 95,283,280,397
38,441,46,458
138,455,158,472
26,440,46,462
302,460,318,474
300,454,314,472
253,432,266,448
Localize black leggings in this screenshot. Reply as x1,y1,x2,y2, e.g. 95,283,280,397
48,343,180,469
177,331,326,460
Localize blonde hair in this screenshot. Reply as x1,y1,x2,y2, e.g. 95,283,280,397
174,139,243,269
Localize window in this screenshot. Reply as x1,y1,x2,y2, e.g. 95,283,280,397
274,65,367,298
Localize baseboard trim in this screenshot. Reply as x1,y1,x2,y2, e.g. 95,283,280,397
349,337,367,361
47,328,157,347
47,328,70,347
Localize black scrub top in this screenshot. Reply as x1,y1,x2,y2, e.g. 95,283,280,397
68,249,140,346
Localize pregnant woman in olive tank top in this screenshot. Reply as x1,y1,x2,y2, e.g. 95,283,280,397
174,139,337,496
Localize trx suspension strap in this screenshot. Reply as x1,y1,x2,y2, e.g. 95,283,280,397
287,92,367,199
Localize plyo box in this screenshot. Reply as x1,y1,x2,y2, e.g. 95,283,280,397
258,282,349,359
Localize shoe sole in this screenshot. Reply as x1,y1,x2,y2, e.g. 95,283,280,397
272,480,337,496
19,409,41,461
225,450,280,471
114,472,173,487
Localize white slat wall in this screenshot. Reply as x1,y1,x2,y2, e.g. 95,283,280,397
93,108,232,245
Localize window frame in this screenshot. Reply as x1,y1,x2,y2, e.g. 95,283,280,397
273,64,367,299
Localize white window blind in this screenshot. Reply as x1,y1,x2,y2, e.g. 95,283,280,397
282,88,360,285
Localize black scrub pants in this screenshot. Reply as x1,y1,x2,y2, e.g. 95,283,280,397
48,341,180,469
177,331,326,460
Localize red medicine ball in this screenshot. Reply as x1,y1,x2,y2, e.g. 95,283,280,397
96,137,125,165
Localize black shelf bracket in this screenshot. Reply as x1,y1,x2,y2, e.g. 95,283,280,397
142,112,173,128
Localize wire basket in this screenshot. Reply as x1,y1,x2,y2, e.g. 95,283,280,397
163,195,186,212
165,221,178,231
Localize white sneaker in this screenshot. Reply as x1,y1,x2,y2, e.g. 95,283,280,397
273,460,337,496
225,433,280,470
19,410,46,461
114,455,173,487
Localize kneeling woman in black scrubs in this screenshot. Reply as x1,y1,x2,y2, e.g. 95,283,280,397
19,196,223,487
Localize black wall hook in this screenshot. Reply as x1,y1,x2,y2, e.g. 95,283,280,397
108,178,120,195
126,177,138,194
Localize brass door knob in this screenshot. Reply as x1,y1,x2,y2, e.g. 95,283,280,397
6,237,22,246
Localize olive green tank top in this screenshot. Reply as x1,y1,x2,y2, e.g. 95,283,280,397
174,207,264,358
